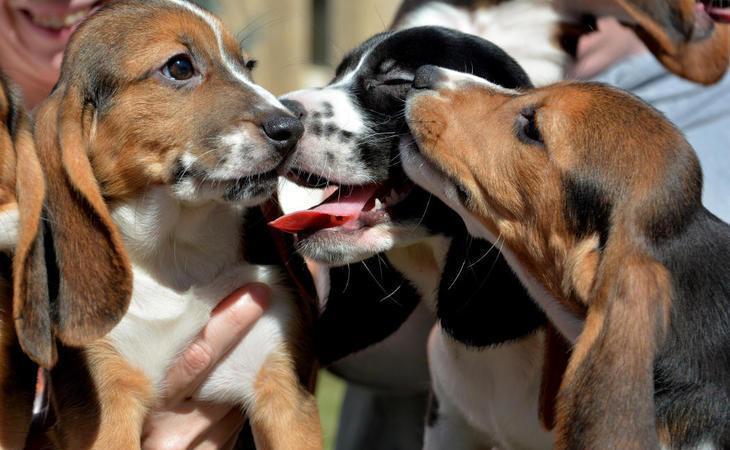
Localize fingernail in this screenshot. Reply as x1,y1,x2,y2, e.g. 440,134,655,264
213,283,271,314
241,283,271,309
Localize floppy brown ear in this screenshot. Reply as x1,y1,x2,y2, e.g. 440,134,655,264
14,88,132,367
555,243,671,450
617,0,730,85
0,86,37,450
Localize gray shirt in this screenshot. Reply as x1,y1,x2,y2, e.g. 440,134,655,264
591,53,730,222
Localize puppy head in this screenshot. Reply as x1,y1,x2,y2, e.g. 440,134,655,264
59,0,301,205
404,68,699,299
16,0,301,367
402,69,692,446
277,26,532,265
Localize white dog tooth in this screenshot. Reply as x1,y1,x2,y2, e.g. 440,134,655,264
374,198,384,210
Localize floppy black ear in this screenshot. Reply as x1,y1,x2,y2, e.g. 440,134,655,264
14,87,132,368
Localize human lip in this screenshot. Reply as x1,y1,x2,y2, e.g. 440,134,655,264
17,1,103,31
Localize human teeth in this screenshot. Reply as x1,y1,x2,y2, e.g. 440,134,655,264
31,8,90,30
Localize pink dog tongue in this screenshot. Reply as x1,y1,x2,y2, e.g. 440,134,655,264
269,185,378,234
707,6,730,23
700,1,730,23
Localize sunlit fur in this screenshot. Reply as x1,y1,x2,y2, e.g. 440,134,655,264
20,1,321,448
403,68,730,449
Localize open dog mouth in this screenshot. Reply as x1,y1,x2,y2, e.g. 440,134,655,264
698,0,730,24
271,173,416,238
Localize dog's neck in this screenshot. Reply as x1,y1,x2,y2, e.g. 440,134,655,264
111,186,245,291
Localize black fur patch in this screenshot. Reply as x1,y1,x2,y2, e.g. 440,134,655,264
315,255,422,365
651,211,730,449
438,227,545,347
562,175,612,248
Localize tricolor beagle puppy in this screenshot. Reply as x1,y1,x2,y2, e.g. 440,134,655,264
15,1,321,449
401,66,730,449
0,75,45,450
392,0,730,85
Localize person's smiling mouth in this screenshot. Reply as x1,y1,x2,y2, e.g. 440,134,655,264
16,1,104,34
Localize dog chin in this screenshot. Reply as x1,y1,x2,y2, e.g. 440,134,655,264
399,137,493,241
295,221,429,266
172,174,278,206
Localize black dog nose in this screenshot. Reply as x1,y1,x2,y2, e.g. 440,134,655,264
280,99,307,120
413,65,442,90
262,113,304,154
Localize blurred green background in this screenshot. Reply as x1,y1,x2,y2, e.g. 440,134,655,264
316,371,345,450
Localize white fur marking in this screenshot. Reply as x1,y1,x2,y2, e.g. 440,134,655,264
426,327,552,449
164,0,283,108
436,67,520,95
109,186,294,408
0,207,19,251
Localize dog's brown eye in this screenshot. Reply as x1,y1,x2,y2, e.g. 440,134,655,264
516,107,544,147
163,55,195,81
245,59,257,71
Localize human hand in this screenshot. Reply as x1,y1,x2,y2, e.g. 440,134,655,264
141,284,270,450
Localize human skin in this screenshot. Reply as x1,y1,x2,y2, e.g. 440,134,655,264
0,0,112,108
142,285,270,450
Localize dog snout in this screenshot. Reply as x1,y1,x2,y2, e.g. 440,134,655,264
280,99,307,121
262,112,304,155
413,65,444,90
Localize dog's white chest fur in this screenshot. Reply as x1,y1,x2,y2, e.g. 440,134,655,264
107,187,293,407
426,327,552,449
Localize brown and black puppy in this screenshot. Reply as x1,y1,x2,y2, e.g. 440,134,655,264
393,0,730,85
0,75,45,450
14,1,321,449
401,66,730,449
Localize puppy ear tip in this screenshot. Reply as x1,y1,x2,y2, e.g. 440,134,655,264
16,330,57,369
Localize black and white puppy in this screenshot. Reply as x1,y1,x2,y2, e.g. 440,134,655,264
274,27,556,449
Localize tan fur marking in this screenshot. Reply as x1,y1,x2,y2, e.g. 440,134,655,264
407,79,689,449
251,350,323,450
49,341,153,450
563,235,600,305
